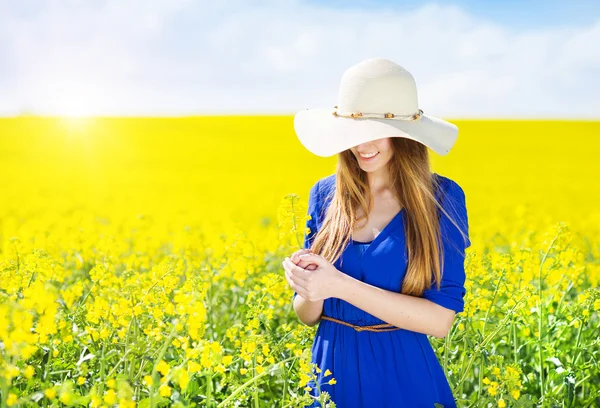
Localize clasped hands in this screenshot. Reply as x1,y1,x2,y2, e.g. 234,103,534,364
282,249,344,302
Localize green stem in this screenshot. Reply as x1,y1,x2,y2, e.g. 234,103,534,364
476,267,506,399
571,320,585,367
1,378,8,408
458,335,467,397
149,321,179,408
512,316,518,365
291,196,303,249
537,226,561,399
443,330,450,375
477,350,484,400
456,293,527,390
281,365,288,408
253,351,259,408
217,356,297,408
207,371,213,407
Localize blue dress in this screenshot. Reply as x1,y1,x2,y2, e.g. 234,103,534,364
292,172,471,408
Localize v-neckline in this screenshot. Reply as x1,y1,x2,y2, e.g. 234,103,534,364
351,207,406,258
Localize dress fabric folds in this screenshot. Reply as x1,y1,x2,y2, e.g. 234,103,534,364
292,173,471,408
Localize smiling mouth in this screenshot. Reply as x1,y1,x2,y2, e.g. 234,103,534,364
359,152,379,159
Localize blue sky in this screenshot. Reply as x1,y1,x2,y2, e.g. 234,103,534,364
310,0,600,29
1,0,599,118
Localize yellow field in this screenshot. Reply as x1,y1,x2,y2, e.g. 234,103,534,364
0,116,599,407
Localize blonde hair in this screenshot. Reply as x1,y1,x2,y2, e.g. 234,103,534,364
308,137,467,296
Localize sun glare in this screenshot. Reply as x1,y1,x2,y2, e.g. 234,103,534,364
52,95,98,135
60,116,93,133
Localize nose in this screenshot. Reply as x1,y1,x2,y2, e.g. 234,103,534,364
354,142,374,151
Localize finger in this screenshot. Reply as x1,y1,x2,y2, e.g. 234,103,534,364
291,249,312,265
283,267,296,288
283,258,311,282
285,267,307,294
298,253,325,266
282,258,307,285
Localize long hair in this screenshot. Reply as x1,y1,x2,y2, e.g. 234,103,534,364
308,137,464,296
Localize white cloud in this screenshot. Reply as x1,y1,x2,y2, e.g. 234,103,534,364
0,1,598,117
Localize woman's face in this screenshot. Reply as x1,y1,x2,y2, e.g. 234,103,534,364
350,137,393,172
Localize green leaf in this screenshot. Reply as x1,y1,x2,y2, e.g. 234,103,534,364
138,397,170,408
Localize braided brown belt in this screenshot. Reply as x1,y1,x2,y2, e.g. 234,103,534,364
320,315,402,332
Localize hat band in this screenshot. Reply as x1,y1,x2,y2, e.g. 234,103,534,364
332,106,423,121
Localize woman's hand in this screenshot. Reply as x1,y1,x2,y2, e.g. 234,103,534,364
282,252,344,302
290,248,318,271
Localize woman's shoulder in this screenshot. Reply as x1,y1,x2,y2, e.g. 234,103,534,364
433,173,466,203
307,173,336,224
309,173,336,201
319,173,336,194
433,173,470,247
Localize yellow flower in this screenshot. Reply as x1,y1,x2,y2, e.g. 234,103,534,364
328,378,337,385
4,364,19,381
324,369,332,377
77,376,86,385
59,391,74,405
90,395,102,407
156,360,170,376
44,388,57,400
103,389,117,405
498,398,506,407
118,328,127,339
159,384,172,397
178,369,190,389
511,389,521,400
143,375,153,387
23,365,35,379
188,361,201,373
100,327,110,339
6,393,18,406
119,398,136,408
106,378,116,389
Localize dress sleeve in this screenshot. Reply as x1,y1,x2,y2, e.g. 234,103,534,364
421,179,471,314
293,179,321,300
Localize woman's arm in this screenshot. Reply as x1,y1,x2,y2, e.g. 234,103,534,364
292,295,324,327
290,178,325,327
291,251,458,338
335,273,455,338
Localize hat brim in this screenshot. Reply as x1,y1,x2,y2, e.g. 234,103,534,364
293,108,459,157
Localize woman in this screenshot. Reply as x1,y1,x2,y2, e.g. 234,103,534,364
282,58,471,407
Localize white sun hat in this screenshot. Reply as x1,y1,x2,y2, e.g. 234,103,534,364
293,57,459,157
